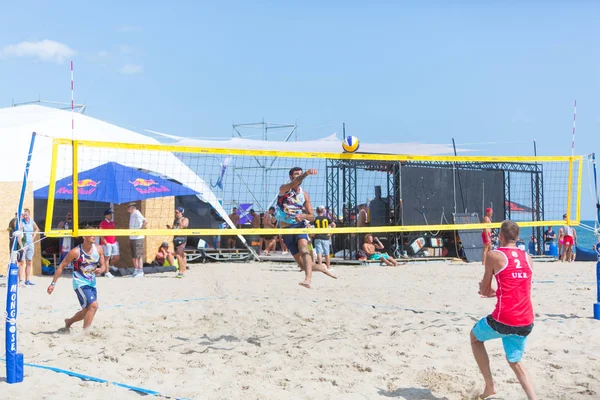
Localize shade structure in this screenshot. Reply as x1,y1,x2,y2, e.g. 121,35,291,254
34,162,198,204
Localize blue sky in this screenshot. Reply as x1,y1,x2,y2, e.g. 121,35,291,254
2,1,600,217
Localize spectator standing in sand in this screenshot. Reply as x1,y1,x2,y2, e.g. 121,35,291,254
249,209,260,229
7,213,17,252
258,212,266,253
127,203,148,278
313,206,336,271
559,214,575,262
543,226,555,243
471,220,536,399
261,207,277,256
57,212,74,263
7,213,24,282
356,204,368,249
357,204,368,227
99,209,117,278
570,227,577,262
227,207,240,249
482,207,493,266
248,208,261,252
21,209,40,285
166,206,188,278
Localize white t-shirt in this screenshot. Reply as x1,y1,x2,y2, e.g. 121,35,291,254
129,210,146,239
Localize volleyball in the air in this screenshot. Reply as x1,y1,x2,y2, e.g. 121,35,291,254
342,136,360,153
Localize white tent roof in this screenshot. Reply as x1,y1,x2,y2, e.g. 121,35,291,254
0,104,234,231
170,133,458,155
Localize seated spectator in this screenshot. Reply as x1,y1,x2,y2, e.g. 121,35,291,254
155,242,178,268
362,233,398,266
543,226,556,242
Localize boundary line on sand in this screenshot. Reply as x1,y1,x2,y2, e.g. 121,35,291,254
0,357,190,399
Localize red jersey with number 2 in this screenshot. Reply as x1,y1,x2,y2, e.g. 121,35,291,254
491,247,534,327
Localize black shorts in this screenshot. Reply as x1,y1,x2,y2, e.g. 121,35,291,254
9,239,23,262
173,236,187,255
486,315,533,337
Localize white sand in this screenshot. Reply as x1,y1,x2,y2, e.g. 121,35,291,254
1,260,599,399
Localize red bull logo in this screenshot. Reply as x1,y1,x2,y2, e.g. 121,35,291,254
66,179,102,188
129,177,170,194
58,179,101,195
129,178,158,187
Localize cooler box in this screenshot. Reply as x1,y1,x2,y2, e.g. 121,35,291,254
544,241,558,258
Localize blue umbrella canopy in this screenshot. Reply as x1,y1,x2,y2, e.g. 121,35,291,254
35,162,198,204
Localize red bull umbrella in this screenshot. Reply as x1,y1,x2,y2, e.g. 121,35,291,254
34,162,198,204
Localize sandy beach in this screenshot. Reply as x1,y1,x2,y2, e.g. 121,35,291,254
1,259,599,400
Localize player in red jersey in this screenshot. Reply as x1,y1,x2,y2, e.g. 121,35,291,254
471,220,537,400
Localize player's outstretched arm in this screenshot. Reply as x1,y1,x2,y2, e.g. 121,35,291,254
279,169,317,195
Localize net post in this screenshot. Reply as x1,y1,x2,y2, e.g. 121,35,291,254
566,156,574,224
595,261,600,319
72,140,79,237
5,132,35,384
44,139,60,235
576,158,583,223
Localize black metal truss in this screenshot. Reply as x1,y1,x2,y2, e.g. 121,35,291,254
325,159,339,219
326,158,544,258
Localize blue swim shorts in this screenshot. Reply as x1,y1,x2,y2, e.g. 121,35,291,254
282,222,309,256
472,316,530,363
369,253,389,261
75,285,98,309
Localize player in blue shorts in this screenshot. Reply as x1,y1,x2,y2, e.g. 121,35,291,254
276,167,337,288
47,233,106,331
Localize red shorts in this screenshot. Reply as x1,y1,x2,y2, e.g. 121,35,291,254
482,231,491,245
563,235,574,246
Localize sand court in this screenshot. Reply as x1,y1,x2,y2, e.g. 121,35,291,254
1,260,599,399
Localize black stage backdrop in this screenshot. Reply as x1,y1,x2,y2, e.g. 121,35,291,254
400,166,505,226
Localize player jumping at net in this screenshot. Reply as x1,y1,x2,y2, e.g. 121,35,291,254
47,232,106,331
471,220,537,399
276,167,337,288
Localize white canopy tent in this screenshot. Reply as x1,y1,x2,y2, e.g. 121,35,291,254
0,104,464,234
0,104,240,239
168,133,459,155
153,132,462,211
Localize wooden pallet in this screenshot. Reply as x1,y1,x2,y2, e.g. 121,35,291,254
259,254,458,265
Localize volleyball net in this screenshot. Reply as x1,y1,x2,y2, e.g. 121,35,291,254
41,138,583,238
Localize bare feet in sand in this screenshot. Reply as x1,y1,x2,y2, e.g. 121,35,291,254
64,318,73,329
313,263,338,279
299,281,311,289
479,385,496,399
